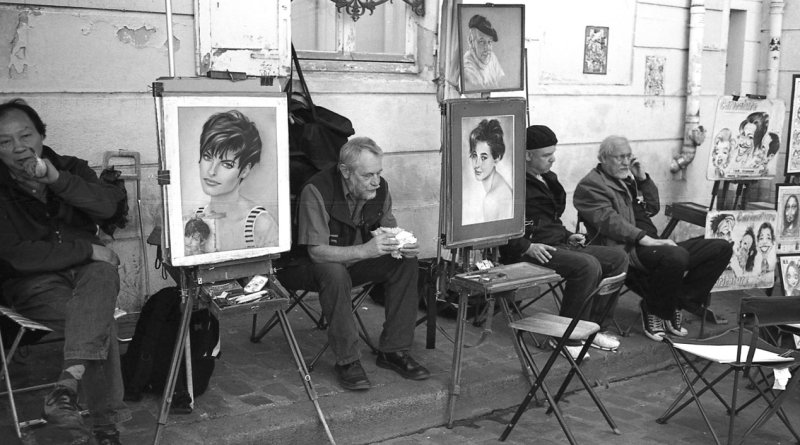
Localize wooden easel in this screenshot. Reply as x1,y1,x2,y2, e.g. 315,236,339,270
152,256,335,445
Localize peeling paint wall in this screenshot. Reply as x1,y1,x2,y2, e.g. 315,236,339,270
2,0,799,309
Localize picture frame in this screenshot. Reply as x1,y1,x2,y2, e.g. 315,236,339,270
776,184,800,252
786,74,800,175
444,98,526,249
155,80,291,267
705,210,778,291
778,254,800,296
583,26,609,75
457,4,525,94
706,96,786,181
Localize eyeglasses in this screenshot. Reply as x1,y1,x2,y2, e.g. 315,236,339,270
607,153,633,162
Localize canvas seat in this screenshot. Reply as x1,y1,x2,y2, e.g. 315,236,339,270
656,296,800,445
499,272,627,443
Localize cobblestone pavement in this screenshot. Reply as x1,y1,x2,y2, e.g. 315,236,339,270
376,367,800,445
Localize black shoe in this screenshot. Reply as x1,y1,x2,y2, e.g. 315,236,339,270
43,385,87,429
94,427,122,445
334,360,371,391
376,351,430,380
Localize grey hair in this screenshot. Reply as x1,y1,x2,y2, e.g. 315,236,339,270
339,136,383,170
598,135,630,161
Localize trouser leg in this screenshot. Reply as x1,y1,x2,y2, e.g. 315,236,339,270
277,263,359,365
677,237,733,307
635,245,690,319
349,256,418,353
3,261,130,425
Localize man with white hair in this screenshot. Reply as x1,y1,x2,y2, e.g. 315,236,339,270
276,137,429,391
574,135,733,342
462,14,506,91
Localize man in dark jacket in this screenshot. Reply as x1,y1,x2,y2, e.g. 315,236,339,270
276,137,429,391
500,125,628,358
0,99,129,443
574,135,733,342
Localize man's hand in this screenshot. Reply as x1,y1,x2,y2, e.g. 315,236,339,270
638,235,676,247
630,157,647,181
91,244,120,267
28,158,60,185
567,233,586,247
363,232,400,258
398,241,420,258
525,243,556,263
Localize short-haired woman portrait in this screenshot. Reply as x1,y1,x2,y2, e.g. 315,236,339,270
463,118,513,225
186,110,278,254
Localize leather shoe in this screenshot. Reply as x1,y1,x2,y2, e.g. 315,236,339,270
376,351,430,380
334,360,371,391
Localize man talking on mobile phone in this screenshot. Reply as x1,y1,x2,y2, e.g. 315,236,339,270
574,135,733,343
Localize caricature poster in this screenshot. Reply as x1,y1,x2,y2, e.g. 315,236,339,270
705,210,777,291
706,96,786,181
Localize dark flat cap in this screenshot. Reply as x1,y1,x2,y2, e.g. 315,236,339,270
526,125,558,150
468,15,498,42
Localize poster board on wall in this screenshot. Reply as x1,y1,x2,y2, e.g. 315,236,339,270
443,98,526,249
154,79,291,267
785,74,800,175
705,210,777,291
706,96,786,181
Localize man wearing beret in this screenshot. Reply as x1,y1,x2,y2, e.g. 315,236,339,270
499,125,628,359
463,14,506,91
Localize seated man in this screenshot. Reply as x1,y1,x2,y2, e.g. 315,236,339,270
499,125,628,358
276,137,429,391
574,135,733,342
0,99,130,443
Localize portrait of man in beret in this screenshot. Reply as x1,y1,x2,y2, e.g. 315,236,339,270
462,14,506,91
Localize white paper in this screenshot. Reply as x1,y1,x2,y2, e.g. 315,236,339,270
773,367,792,390
672,343,795,364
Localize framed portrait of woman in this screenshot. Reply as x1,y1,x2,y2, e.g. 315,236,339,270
776,184,800,252
443,98,526,249
778,254,800,296
457,4,525,94
785,74,800,175
155,80,290,267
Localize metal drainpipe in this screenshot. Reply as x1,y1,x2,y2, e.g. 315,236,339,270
671,0,707,175
767,1,785,98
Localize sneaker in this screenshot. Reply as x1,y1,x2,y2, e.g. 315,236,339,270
585,331,620,351
334,360,371,391
548,338,589,361
43,385,86,428
94,427,122,445
640,302,666,342
665,309,688,337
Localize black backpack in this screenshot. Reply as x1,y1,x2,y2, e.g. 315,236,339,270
120,287,219,412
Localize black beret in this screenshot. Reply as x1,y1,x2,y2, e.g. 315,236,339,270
526,125,558,150
468,15,498,42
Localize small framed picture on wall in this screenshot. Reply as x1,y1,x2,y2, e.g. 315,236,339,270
583,26,609,75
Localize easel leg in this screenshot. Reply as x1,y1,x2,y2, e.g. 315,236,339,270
446,291,468,428
152,272,196,445
277,309,336,445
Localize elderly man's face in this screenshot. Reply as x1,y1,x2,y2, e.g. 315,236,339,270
469,28,494,64
342,151,383,201
0,109,44,175
599,140,633,179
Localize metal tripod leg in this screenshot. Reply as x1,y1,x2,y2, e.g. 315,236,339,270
446,290,468,428
153,274,195,445
277,309,336,444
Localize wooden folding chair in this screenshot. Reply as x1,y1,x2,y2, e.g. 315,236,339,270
656,296,800,445
499,272,627,443
250,282,378,370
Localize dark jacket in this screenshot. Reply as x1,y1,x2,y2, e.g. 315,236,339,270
573,164,660,268
500,171,572,263
0,145,126,277
278,165,388,267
